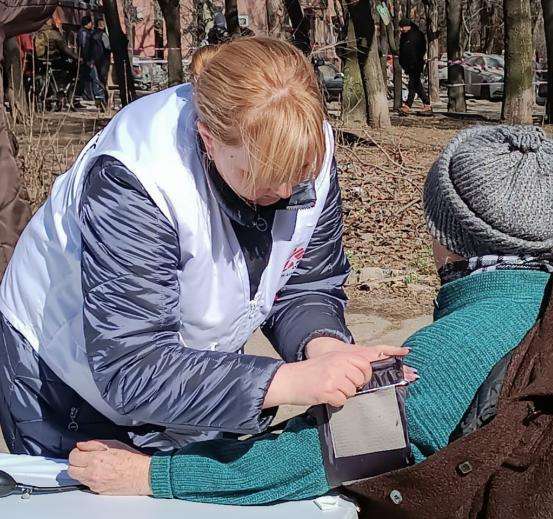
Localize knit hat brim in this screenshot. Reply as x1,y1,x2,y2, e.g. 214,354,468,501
424,126,553,258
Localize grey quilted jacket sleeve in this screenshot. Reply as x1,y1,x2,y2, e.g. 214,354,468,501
79,156,282,434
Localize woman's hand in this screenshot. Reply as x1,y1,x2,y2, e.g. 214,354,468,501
67,440,152,496
263,343,410,408
306,337,419,383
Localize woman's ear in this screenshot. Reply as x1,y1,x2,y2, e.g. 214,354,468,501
432,239,464,270
197,121,214,158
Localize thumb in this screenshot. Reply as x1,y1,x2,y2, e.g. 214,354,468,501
76,440,110,452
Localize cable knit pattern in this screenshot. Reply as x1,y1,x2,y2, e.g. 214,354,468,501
405,269,550,461
424,125,553,257
150,269,550,503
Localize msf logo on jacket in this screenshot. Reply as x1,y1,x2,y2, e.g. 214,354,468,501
282,247,305,277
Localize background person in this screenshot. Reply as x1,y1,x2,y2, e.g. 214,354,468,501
398,18,432,115
90,18,111,105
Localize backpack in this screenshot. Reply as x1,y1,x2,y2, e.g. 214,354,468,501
343,281,553,518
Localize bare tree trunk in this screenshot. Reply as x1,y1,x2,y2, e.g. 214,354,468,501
342,13,366,124
390,0,403,110
480,0,495,53
349,0,391,128
267,0,286,39
502,0,534,123
446,0,466,112
3,37,27,124
404,0,412,18
154,2,164,60
225,0,240,36
103,0,137,105
157,0,184,86
378,11,389,85
123,0,135,60
425,0,440,104
543,0,553,123
284,0,311,54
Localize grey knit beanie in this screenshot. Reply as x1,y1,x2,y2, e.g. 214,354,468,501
424,125,553,257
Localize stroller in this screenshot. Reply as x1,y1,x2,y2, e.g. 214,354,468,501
25,53,79,112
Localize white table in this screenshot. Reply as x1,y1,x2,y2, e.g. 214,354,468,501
0,454,358,519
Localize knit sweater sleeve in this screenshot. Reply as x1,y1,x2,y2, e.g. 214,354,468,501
149,415,330,505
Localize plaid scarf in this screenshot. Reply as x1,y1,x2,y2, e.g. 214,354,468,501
439,254,553,285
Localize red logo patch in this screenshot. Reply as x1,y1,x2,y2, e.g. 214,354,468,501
282,247,305,274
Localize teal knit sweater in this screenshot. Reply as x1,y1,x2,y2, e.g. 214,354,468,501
150,270,550,505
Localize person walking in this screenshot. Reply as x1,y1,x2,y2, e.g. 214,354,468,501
398,18,432,115
90,18,111,107
76,15,104,108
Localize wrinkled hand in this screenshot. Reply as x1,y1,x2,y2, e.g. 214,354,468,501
264,342,410,408
305,337,419,383
68,440,152,496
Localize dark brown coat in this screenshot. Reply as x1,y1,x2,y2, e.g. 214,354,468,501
345,283,553,518
0,1,56,278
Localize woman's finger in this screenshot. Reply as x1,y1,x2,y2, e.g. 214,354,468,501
337,378,358,399
347,354,374,383
344,364,366,388
328,390,348,408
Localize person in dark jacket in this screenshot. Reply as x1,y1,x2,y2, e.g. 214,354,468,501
90,18,110,101
76,15,105,107
398,19,431,114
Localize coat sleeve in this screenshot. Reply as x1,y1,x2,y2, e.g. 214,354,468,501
79,156,282,434
261,159,353,362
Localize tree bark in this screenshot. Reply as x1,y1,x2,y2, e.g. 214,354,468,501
341,13,366,124
404,0,412,18
284,0,311,54
502,0,534,124
349,0,391,128
3,37,27,124
154,1,164,60
123,0,135,59
157,0,184,86
103,0,137,106
543,0,553,123
267,0,286,39
225,0,240,36
480,0,495,53
389,0,403,111
446,0,466,112
425,0,440,104
378,10,389,85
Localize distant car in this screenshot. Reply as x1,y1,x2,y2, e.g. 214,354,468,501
463,54,504,100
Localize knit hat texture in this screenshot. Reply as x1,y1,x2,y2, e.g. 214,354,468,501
424,125,553,257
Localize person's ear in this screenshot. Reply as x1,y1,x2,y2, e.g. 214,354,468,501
197,121,215,159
